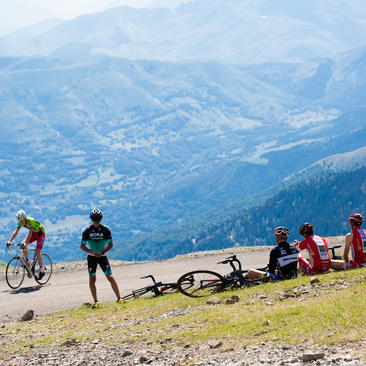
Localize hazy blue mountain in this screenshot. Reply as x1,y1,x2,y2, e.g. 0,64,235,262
0,0,55,36
0,38,14,57
0,46,366,262
5,0,366,63
5,18,65,44
1,1,366,263
110,146,366,261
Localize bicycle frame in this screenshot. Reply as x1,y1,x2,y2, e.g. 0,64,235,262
218,255,246,287
5,243,53,289
7,243,34,276
122,274,180,300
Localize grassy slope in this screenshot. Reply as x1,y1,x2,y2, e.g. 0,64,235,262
1,267,365,362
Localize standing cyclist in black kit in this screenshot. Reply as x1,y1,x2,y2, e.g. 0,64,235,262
80,208,122,308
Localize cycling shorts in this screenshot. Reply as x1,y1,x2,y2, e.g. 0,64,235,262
87,255,112,277
29,232,46,249
298,256,330,274
344,260,366,270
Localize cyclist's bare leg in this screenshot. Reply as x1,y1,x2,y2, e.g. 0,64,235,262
89,276,98,302
22,245,30,262
35,248,44,268
247,269,266,280
331,259,345,270
106,274,121,300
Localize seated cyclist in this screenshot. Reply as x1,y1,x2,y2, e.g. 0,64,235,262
343,213,366,269
294,223,331,274
7,209,46,280
248,226,298,281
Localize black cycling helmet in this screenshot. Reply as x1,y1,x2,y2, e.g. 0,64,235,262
299,222,313,236
90,208,103,222
348,213,364,226
274,226,290,238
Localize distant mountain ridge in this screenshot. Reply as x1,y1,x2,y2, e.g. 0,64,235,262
1,0,366,263
3,0,366,63
111,166,366,261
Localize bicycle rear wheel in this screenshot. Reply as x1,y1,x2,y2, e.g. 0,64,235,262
34,253,53,285
6,257,25,289
177,270,226,298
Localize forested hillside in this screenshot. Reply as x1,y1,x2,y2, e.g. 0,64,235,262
113,167,366,261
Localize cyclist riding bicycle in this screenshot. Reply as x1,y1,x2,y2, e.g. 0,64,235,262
294,223,331,274
248,226,298,281
343,213,366,269
80,208,122,307
6,209,46,280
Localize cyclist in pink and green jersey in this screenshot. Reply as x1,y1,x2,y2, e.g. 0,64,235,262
7,209,46,280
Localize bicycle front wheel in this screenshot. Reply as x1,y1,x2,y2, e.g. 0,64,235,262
34,253,53,285
6,257,25,289
177,270,226,298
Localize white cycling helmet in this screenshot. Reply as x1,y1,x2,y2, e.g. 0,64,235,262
274,226,290,238
90,208,103,222
16,209,26,223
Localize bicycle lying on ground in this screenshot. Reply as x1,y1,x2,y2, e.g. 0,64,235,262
5,243,53,289
177,255,267,298
122,274,193,300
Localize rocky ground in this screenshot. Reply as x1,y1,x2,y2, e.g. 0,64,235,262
4,336,365,365
3,275,366,366
2,239,365,365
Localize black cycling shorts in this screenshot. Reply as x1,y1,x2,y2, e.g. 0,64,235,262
87,255,112,277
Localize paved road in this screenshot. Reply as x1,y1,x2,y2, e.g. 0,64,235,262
0,237,344,323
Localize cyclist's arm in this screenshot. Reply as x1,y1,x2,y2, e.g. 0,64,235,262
7,227,20,245
101,241,113,255
80,242,98,256
268,250,277,274
343,233,352,262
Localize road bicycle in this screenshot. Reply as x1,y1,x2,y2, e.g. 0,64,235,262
122,274,193,300
5,243,53,289
177,255,267,298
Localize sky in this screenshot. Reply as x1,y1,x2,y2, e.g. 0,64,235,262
0,0,190,35
28,0,156,19
0,0,159,35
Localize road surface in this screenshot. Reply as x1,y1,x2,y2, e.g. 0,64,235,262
0,237,344,323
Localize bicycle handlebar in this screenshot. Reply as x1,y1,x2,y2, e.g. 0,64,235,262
5,243,21,253
141,274,157,285
328,245,342,259
217,255,242,272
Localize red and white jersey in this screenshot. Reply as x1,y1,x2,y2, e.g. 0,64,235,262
350,227,366,265
299,235,331,271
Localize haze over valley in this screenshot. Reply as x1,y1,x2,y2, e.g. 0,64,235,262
1,0,365,262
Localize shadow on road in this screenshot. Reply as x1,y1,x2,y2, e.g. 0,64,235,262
4,285,44,294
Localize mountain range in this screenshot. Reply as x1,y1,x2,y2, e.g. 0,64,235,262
0,0,365,262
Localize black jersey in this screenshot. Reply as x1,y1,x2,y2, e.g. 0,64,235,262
81,224,112,256
269,241,298,278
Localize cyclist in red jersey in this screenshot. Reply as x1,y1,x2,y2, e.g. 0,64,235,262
294,223,331,274
343,213,366,269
